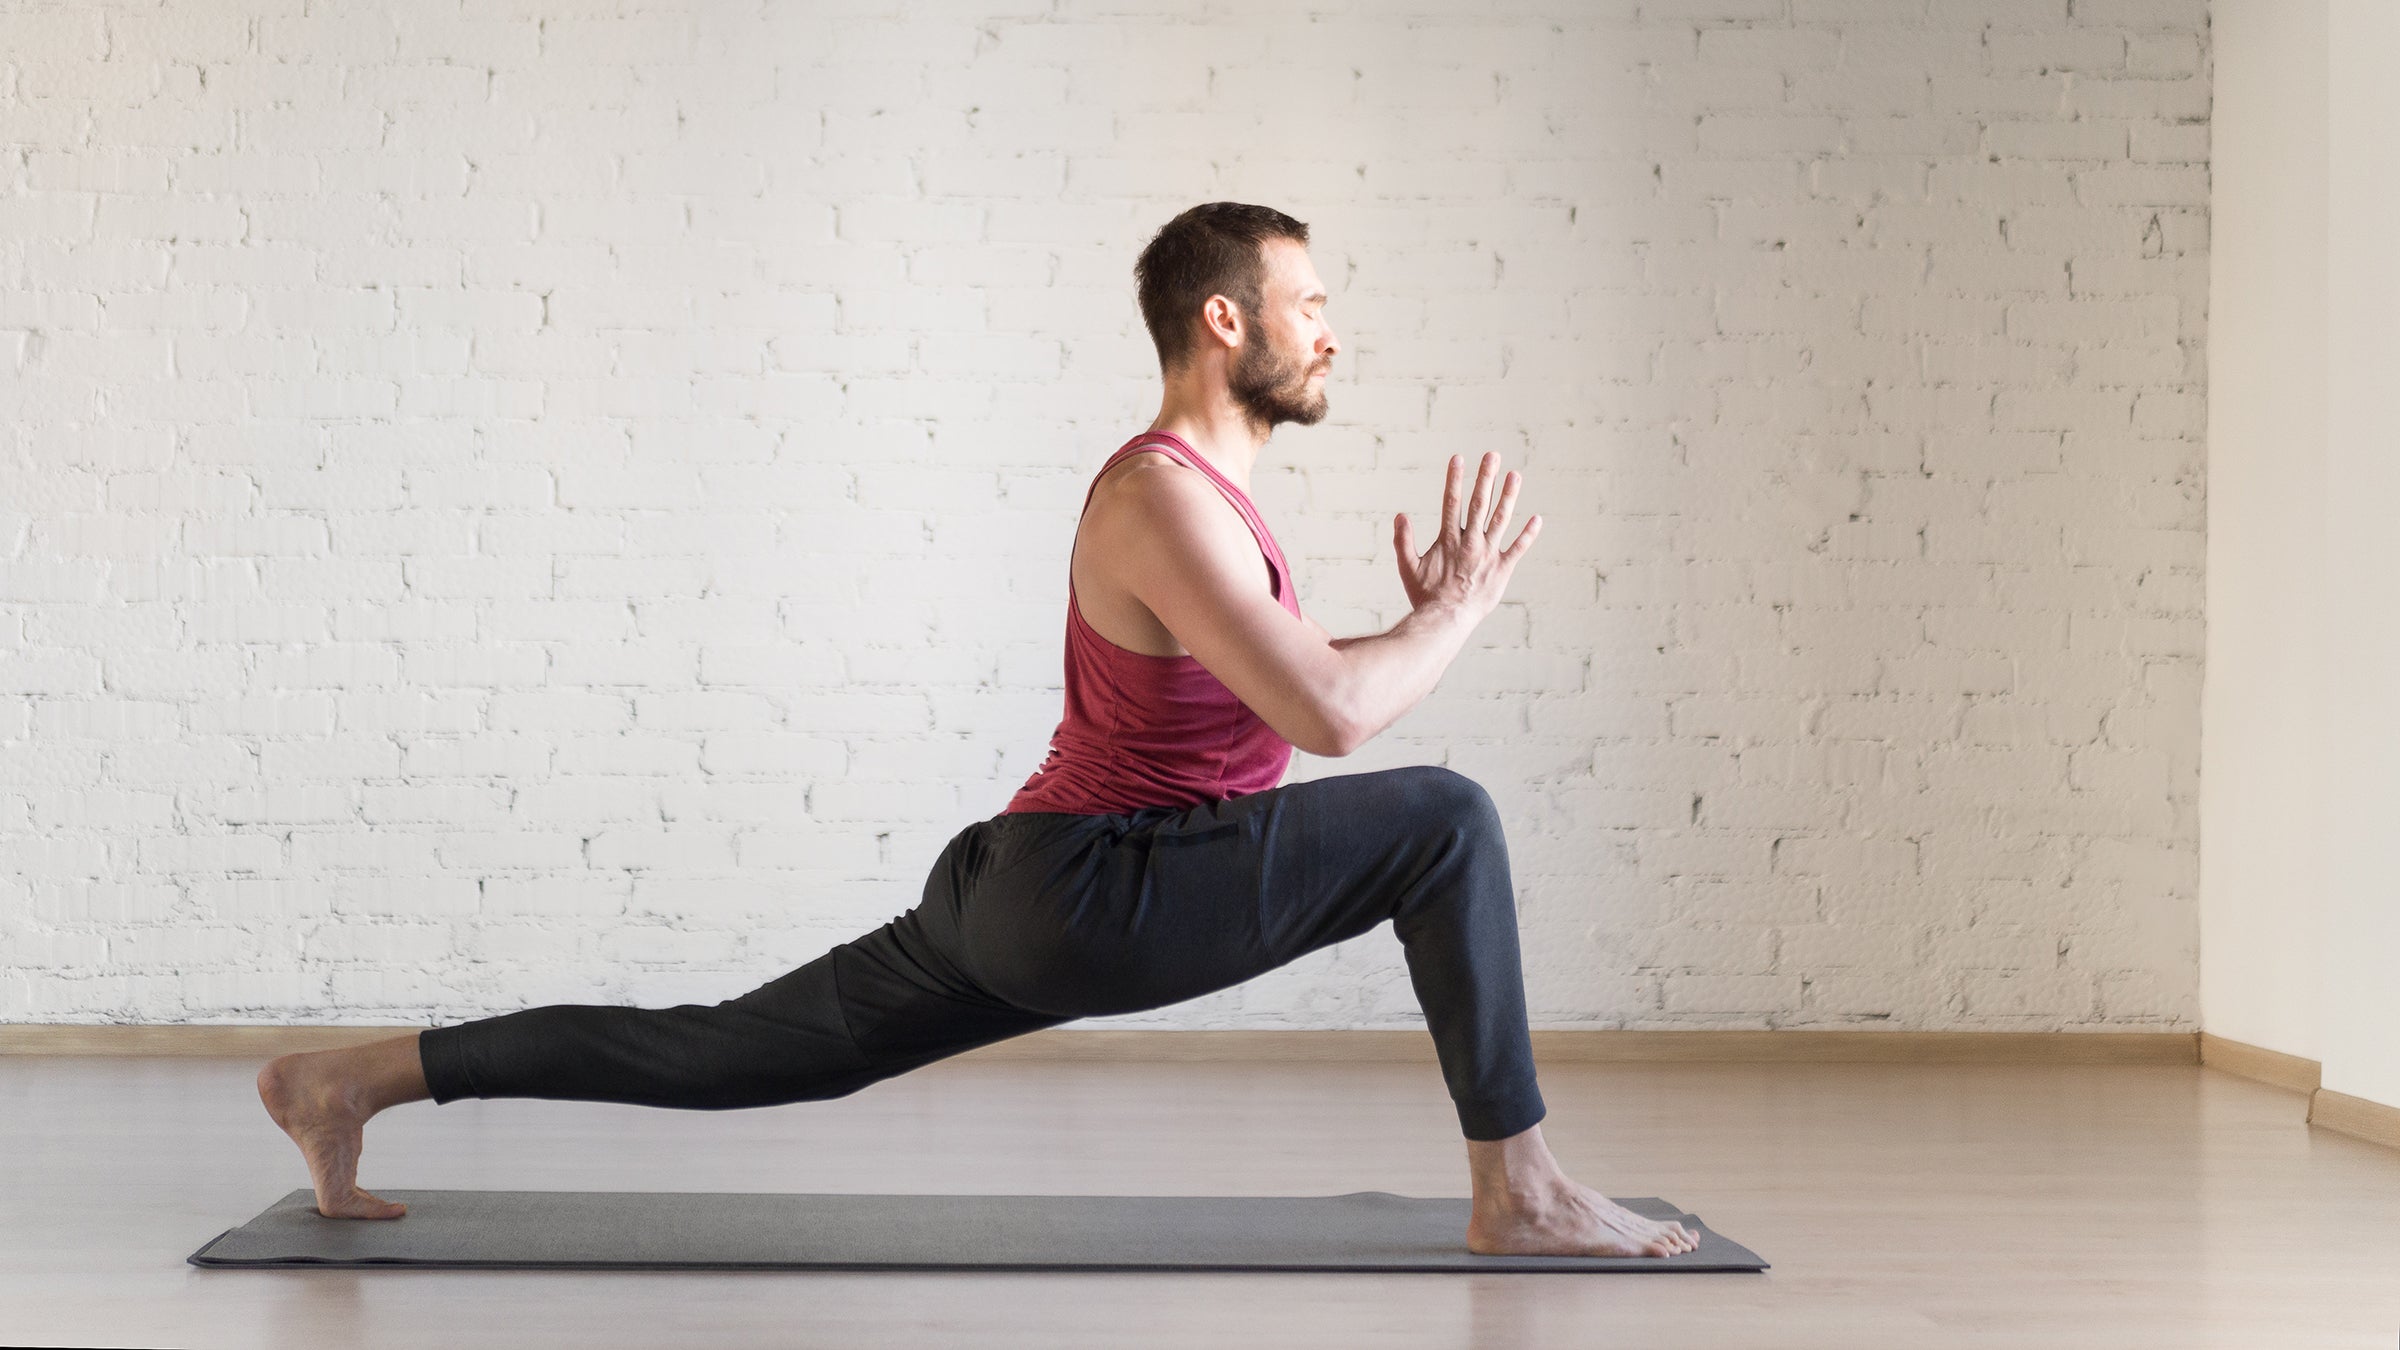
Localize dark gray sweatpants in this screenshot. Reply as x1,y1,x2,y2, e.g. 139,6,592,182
417,764,1548,1141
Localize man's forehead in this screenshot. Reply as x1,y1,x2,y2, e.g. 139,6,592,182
1267,242,1326,302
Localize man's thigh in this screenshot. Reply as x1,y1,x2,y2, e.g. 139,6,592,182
959,764,1504,1019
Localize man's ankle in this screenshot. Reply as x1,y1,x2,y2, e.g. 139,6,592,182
1472,1174,1569,1217
1466,1144,1568,1209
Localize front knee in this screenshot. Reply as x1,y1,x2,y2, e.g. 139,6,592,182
1390,765,1505,847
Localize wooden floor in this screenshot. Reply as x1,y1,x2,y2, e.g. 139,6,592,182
3,1053,2396,1349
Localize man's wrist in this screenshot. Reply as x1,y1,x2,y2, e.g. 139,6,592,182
1407,599,1479,634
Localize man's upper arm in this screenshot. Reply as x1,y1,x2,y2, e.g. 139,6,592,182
1104,467,1354,758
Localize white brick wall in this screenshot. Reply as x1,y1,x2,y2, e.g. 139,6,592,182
0,0,2206,1034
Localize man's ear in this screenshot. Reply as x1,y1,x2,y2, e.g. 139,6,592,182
1200,295,1243,351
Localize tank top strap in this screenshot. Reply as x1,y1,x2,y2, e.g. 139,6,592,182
1082,433,1191,512
1086,432,1270,532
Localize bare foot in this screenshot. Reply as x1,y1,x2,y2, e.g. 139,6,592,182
256,1050,408,1220
1466,1178,1699,1258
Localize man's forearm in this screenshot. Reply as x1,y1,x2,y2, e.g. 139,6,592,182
1328,604,1480,753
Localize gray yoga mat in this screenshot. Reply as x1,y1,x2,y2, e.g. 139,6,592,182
189,1188,1767,1273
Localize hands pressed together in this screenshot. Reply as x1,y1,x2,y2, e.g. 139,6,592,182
1394,451,1542,622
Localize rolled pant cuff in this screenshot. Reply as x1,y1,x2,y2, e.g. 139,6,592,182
1458,1087,1547,1142
417,1023,478,1105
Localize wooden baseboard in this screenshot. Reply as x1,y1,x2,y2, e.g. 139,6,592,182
0,1022,2199,1065
2197,1033,2400,1154
2309,1087,2400,1151
0,1024,427,1057
958,1029,2195,1065
2198,1032,2322,1094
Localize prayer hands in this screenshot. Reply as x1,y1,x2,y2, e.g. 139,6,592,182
1393,451,1541,622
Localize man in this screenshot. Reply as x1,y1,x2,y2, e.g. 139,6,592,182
258,202,1696,1259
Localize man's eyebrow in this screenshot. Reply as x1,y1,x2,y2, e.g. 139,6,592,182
1301,290,1327,304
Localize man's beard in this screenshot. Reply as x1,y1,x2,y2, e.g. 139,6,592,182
1227,335,1328,437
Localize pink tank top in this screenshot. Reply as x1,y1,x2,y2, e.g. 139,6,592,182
1003,431,1303,816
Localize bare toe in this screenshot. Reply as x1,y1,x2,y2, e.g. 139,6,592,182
323,1189,408,1221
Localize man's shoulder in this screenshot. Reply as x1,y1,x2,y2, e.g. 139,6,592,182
1088,451,1234,538
1091,448,1193,499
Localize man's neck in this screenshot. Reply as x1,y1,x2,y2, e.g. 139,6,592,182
1146,405,1268,495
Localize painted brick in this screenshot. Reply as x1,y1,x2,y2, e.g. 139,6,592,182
0,0,2207,1033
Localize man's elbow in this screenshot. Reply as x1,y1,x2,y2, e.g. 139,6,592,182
1309,705,1361,759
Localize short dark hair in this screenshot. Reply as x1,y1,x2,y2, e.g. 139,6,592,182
1134,202,1311,374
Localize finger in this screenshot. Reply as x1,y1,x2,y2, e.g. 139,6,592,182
1442,455,1464,537
1394,511,1416,566
1502,513,1541,562
1485,470,1520,543
1464,451,1497,536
